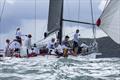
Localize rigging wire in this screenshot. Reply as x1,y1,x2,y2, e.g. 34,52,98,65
0,0,3,12
78,0,80,27
0,0,6,22
0,0,2,47
63,0,70,37
77,0,82,40
0,0,6,34
32,23,48,45
90,0,96,41
0,0,3,33
0,0,5,31
66,0,71,20
33,0,49,45
34,0,37,42
90,0,98,52
0,0,6,48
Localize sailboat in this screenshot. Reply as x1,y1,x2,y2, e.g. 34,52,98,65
36,0,102,58
0,0,119,58
39,0,120,58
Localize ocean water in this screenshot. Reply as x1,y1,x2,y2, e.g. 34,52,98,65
0,56,120,80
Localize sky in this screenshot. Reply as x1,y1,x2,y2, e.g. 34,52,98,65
0,0,107,48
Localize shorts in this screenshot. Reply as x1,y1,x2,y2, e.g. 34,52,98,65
15,48,20,53
73,41,79,48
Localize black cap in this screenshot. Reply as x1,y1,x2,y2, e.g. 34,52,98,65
76,29,79,33
17,28,20,30
65,35,69,38
6,39,10,43
34,44,37,47
28,34,32,38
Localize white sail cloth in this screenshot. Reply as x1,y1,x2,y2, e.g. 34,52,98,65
98,0,120,44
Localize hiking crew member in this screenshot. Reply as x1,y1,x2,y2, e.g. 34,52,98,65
47,38,55,54
5,39,11,57
80,42,89,54
55,42,63,58
9,39,21,56
62,36,71,57
32,44,39,55
62,36,71,48
73,29,80,56
25,34,32,56
16,28,25,45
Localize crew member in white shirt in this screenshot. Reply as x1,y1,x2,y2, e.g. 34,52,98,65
54,42,63,58
5,39,11,57
24,34,32,55
46,38,55,54
16,28,26,45
9,39,21,56
32,44,39,55
73,29,80,56
80,42,89,54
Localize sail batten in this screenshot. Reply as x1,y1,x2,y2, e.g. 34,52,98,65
98,0,120,44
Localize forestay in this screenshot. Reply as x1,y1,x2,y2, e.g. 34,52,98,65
47,0,63,34
98,0,120,44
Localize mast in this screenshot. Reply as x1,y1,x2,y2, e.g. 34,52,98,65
90,0,98,52
59,0,64,44
90,0,96,42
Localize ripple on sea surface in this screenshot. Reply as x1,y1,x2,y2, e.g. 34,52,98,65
0,56,119,80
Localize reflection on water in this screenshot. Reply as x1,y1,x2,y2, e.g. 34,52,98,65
0,56,120,80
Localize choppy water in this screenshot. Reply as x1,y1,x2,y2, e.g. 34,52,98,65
0,56,120,80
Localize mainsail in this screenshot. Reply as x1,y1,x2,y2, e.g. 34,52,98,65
47,0,63,34
97,0,120,44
